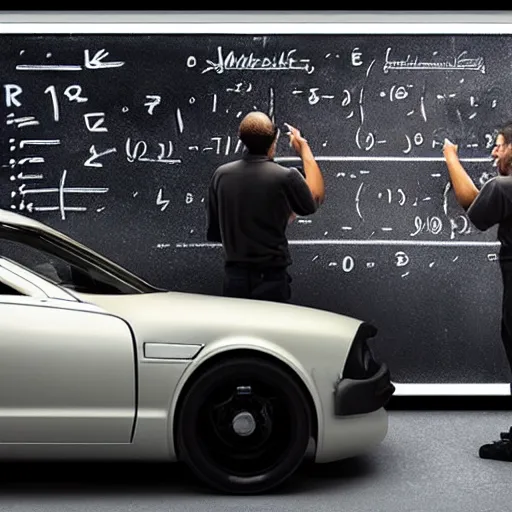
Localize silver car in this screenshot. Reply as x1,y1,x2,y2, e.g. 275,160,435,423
0,208,395,494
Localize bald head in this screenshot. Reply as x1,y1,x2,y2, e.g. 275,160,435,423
238,111,277,155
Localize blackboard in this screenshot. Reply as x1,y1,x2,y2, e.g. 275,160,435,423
1,32,510,389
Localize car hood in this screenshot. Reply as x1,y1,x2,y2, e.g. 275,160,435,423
73,290,364,346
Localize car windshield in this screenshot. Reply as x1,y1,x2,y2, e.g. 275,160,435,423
0,226,163,295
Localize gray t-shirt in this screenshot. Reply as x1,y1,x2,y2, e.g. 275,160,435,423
467,175,512,252
206,153,317,268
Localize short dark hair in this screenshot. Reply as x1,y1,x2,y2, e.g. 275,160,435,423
498,121,512,145
238,112,278,154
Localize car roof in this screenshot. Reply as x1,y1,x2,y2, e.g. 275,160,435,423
0,208,55,231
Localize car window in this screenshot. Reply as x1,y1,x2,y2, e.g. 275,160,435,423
0,280,23,295
0,238,132,295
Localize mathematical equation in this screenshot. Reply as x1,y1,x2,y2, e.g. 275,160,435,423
1,36,508,223
170,240,500,278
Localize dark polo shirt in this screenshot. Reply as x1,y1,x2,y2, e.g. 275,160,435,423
467,175,512,259
206,152,317,268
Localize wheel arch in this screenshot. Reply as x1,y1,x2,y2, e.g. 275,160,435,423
170,347,320,460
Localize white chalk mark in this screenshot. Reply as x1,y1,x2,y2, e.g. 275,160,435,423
212,94,217,113
443,181,451,215
269,86,275,120
33,206,86,213
17,120,39,128
144,95,161,115
6,115,39,127
17,157,44,165
19,139,60,148
58,170,67,220
275,156,490,163
17,172,43,180
16,64,82,71
397,188,406,206
20,185,108,195
225,136,231,156
174,240,501,249
156,188,170,211
84,49,124,69
176,108,184,133
420,93,427,122
84,146,117,167
366,59,376,78
355,182,364,220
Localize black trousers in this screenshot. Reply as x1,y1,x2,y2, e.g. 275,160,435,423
222,265,292,303
500,260,512,378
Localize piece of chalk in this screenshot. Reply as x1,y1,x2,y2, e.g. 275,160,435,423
444,138,454,145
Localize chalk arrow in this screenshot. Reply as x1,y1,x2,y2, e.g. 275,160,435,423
84,49,125,69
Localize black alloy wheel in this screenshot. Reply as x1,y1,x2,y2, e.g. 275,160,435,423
176,356,312,494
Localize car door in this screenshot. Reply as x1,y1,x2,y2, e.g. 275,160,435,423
0,262,136,444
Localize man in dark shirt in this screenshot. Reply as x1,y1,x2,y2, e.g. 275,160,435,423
443,120,512,462
206,111,325,303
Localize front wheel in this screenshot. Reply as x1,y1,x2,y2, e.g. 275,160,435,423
176,356,312,494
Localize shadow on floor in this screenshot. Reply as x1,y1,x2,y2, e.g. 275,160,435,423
0,455,379,497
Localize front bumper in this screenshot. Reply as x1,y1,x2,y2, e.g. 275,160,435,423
334,361,395,416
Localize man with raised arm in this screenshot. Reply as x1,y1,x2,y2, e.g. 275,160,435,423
442,121,512,462
206,111,325,303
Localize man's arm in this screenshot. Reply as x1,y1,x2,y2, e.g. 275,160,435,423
285,123,325,206
206,176,222,242
442,138,479,210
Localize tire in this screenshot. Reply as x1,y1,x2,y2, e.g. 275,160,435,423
176,356,312,494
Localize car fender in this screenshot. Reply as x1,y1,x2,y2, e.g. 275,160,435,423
168,335,324,457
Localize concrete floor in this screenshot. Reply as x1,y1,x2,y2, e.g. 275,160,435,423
0,409,511,511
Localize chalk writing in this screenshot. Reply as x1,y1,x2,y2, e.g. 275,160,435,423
201,46,315,74
383,48,486,74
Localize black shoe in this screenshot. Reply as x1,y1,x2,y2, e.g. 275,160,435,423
501,428,512,440
479,439,512,461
